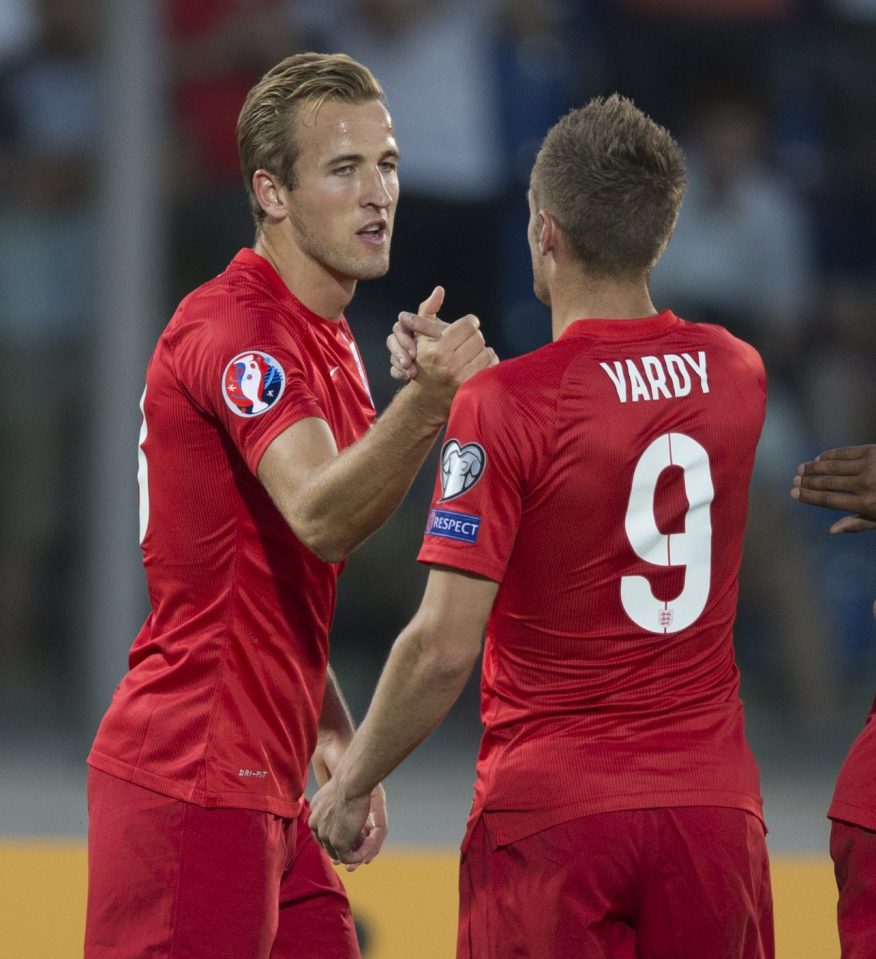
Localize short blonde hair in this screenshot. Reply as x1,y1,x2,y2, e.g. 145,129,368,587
532,94,686,278
237,52,384,227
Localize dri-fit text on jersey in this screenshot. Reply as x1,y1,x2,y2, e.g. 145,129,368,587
599,351,709,403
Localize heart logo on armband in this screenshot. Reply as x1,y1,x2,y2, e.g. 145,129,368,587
439,440,487,502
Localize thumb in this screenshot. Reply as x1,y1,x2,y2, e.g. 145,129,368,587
418,285,445,319
830,515,876,534
398,311,447,339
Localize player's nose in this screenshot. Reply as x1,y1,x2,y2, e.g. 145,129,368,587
361,168,393,208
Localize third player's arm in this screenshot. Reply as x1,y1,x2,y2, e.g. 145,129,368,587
258,315,493,561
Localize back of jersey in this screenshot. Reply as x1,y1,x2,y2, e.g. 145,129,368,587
418,311,767,844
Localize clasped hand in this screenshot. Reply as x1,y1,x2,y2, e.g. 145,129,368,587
387,286,498,396
310,776,387,870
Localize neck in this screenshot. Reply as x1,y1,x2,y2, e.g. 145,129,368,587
549,273,657,341
254,226,356,321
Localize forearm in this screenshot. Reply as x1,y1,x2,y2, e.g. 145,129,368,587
295,383,444,560
308,570,493,863
318,666,356,744
311,666,358,788
333,621,477,800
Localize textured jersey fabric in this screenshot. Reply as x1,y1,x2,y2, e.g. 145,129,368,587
830,696,876,831
88,249,375,817
418,311,767,845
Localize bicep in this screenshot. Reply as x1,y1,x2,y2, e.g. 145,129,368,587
257,416,338,515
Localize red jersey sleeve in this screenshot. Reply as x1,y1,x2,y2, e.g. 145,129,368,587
418,370,539,582
169,298,326,476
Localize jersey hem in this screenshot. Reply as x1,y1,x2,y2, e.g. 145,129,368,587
245,401,327,477
417,548,505,583
828,800,876,833
468,789,764,849
87,750,304,820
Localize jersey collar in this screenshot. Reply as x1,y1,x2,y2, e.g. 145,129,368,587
559,310,681,341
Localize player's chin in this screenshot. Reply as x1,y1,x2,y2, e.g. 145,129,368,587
355,258,390,281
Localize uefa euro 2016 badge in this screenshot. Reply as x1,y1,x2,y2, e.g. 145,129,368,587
222,350,285,417
439,439,486,502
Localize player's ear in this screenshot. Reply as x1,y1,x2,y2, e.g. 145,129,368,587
539,210,557,256
252,169,287,223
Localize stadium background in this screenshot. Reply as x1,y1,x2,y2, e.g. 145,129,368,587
2,0,875,955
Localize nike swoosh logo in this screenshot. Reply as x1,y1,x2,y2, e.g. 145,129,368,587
329,366,340,377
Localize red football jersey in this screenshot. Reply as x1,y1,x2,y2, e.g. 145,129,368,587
88,249,375,818
418,311,767,845
830,697,876,831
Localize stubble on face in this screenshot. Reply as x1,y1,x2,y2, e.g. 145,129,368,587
289,206,392,282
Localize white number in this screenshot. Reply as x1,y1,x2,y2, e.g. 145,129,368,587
137,386,149,544
621,433,714,634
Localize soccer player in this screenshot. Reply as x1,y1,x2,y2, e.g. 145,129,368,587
310,94,774,959
84,53,495,959
792,443,876,958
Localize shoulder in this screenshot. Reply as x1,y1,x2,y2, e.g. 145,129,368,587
166,265,307,359
675,319,767,404
169,263,279,328
449,343,576,449
678,318,764,374
457,339,573,405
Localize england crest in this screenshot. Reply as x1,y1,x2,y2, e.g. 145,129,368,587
222,350,285,417
439,439,486,502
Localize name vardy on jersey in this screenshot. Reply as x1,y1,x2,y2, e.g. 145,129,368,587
599,351,709,403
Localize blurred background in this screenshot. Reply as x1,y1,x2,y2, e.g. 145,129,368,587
1,0,875,954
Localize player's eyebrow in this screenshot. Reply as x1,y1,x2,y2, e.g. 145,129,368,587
327,153,363,167
326,148,400,168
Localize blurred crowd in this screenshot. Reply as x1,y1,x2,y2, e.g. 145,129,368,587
2,0,875,737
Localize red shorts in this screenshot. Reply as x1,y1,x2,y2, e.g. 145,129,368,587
458,806,774,959
84,767,360,959
831,818,876,959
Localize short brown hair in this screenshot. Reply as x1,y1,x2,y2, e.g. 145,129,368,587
237,52,384,227
532,94,686,278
